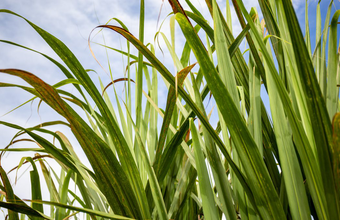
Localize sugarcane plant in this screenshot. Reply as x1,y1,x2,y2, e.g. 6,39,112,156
0,0,339,219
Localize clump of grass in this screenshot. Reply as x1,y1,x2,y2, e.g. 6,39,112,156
0,0,339,219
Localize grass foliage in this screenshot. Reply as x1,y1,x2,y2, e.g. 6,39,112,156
0,0,339,219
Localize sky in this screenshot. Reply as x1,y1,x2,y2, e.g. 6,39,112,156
0,0,338,218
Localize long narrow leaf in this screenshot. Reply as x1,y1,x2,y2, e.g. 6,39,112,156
175,12,285,219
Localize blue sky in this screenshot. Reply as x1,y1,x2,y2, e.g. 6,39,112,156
0,0,339,216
